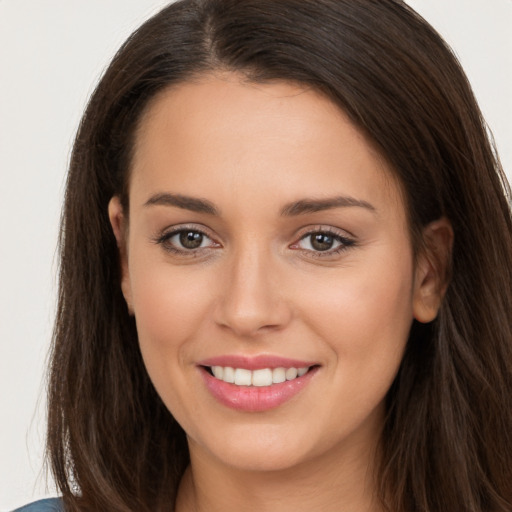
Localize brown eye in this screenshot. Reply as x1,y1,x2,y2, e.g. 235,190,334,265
293,229,355,257
179,231,204,249
156,228,218,254
310,233,335,251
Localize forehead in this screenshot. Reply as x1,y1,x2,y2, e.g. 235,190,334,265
130,74,402,217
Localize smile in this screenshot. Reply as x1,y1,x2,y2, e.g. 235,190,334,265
208,366,310,387
198,356,320,412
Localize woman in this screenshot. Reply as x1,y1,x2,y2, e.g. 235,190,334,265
16,0,512,510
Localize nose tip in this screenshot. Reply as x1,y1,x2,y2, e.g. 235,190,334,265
213,253,292,337
216,298,288,337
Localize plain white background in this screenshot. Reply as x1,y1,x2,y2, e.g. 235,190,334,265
0,1,511,509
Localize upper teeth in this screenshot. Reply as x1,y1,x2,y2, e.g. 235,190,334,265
211,366,309,387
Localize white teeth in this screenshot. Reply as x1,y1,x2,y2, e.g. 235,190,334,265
209,365,311,386
223,366,235,383
212,366,223,379
252,368,273,387
285,367,298,380
272,367,286,384
234,368,252,386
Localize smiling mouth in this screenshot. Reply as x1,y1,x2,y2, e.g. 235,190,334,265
203,365,317,387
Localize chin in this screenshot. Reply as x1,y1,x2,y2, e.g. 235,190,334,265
190,423,318,473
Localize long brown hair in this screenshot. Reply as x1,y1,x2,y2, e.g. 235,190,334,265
47,1,512,510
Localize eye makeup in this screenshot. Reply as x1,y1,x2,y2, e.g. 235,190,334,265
151,223,357,260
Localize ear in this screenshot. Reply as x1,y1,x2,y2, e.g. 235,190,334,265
412,217,453,323
108,196,134,315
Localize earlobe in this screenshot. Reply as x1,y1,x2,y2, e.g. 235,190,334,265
108,196,134,315
412,217,453,323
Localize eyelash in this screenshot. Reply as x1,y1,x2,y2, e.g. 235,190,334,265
153,225,218,257
153,225,356,258
292,227,356,258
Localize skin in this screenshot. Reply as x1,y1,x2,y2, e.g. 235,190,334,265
109,74,451,512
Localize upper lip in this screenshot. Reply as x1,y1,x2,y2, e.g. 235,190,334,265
198,354,318,370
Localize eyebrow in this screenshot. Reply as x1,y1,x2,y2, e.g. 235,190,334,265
280,196,376,216
144,192,376,216
144,193,219,215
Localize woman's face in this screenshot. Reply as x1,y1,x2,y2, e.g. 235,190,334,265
110,75,437,474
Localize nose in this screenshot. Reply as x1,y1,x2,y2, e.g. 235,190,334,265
214,246,292,337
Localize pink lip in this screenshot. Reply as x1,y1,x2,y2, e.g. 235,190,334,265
198,355,319,412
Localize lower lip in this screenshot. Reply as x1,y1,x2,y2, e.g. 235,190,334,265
200,367,318,412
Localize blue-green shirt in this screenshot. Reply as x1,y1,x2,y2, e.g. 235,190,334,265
13,498,64,512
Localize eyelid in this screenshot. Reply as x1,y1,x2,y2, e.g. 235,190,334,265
289,225,357,257
152,223,221,254
291,224,356,242
152,223,356,258
155,223,211,239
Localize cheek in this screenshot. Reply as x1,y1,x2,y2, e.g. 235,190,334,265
294,263,414,441
127,257,215,427
299,252,414,391
127,249,216,372
305,261,413,335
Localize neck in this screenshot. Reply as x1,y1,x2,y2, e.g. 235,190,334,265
175,436,383,512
